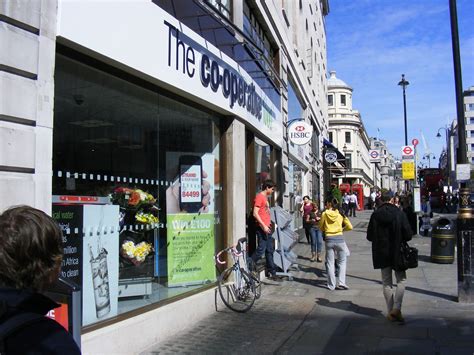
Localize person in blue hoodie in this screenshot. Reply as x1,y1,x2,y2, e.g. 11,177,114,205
0,206,81,354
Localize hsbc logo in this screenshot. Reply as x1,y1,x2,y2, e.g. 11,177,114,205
288,121,313,145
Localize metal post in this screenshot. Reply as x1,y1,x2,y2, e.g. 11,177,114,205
449,0,473,303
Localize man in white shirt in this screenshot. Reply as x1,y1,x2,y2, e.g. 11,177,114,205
349,192,359,217
370,190,377,210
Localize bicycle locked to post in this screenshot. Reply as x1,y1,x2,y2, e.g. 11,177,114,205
215,237,261,313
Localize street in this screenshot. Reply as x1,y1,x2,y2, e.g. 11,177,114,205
143,210,474,354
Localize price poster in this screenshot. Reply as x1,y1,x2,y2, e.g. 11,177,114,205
165,152,216,287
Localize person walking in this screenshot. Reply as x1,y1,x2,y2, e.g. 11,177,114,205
306,202,323,262
342,192,350,216
0,206,81,354
319,198,353,290
300,195,313,244
370,189,377,210
251,179,282,282
348,191,359,217
366,192,413,323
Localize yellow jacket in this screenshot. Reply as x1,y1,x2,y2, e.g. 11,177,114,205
319,209,353,237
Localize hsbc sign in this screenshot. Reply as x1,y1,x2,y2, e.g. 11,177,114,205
288,121,313,145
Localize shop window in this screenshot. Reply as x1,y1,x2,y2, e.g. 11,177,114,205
328,94,333,106
341,94,346,106
255,137,272,192
52,55,223,327
345,131,351,143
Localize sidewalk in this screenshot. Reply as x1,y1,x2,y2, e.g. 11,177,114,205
143,210,474,354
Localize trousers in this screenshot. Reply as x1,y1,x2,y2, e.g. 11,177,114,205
381,267,407,312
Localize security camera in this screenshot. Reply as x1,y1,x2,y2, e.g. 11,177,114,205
73,94,85,105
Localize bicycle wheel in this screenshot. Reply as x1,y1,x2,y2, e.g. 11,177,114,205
247,258,261,299
218,266,257,313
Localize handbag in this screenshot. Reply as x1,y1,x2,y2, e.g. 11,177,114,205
400,241,418,269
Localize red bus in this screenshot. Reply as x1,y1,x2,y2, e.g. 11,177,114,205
419,168,445,209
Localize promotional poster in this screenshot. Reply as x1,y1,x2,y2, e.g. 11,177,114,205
82,205,120,326
165,152,216,287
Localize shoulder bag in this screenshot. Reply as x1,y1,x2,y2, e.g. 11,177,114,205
400,241,418,269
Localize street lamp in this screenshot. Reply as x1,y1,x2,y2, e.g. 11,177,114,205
398,74,410,146
436,126,453,187
422,153,436,168
342,144,348,182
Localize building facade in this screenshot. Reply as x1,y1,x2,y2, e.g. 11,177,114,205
0,0,329,352
327,71,373,202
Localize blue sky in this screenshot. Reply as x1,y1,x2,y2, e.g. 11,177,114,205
326,0,474,163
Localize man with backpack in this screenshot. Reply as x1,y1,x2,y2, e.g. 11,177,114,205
0,206,80,354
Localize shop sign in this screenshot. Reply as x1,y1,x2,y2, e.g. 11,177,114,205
324,151,338,163
56,2,283,147
369,149,380,163
288,121,313,145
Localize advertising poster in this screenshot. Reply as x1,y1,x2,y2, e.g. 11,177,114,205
82,205,120,326
52,205,84,288
166,152,216,287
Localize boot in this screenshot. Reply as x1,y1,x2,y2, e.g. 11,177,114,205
316,253,322,262
310,252,316,262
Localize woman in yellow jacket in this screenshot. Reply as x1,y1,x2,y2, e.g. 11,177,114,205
319,198,353,290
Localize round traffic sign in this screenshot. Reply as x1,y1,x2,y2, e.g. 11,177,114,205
412,138,419,147
402,146,413,155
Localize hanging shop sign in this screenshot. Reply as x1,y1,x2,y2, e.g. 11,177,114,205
324,151,338,164
369,149,381,163
288,121,313,145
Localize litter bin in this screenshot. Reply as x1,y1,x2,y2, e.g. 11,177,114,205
431,218,455,264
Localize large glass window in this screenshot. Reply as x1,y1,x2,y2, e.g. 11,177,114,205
254,137,272,191
53,55,223,327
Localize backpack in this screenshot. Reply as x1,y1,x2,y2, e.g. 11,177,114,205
0,302,44,354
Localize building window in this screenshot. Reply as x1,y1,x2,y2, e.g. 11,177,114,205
312,126,319,157
205,0,232,19
288,78,305,121
345,131,351,143
467,103,474,111
328,131,333,143
470,118,474,124
341,94,346,106
471,143,474,151
328,94,333,106
345,154,352,170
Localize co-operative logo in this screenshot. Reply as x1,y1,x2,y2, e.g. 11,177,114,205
288,121,312,145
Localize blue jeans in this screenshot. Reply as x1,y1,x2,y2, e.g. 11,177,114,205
310,227,323,254
252,227,276,276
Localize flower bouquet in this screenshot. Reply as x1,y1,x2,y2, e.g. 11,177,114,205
111,187,157,209
121,240,153,266
135,212,159,225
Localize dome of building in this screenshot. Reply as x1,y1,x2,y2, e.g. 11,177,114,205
327,70,352,90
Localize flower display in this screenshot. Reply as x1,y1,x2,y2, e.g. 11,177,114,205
135,212,159,224
121,240,153,266
111,187,157,208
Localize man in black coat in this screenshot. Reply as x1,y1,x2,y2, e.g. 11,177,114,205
367,192,413,323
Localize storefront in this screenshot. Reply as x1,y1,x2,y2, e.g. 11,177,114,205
53,1,282,351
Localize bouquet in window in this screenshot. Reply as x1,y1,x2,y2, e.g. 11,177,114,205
121,240,154,266
111,187,157,209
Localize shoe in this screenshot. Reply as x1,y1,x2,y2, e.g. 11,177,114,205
388,309,405,323
268,275,283,282
317,254,322,262
336,284,349,290
310,252,316,262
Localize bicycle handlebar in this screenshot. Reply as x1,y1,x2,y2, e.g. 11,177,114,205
215,238,247,265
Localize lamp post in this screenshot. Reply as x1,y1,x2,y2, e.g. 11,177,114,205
398,74,410,146
343,144,348,183
436,127,452,187
422,153,436,168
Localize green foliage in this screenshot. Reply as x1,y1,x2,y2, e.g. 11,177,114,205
331,185,342,204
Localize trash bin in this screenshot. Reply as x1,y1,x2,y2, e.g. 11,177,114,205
431,218,455,264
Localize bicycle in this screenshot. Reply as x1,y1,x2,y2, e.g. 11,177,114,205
215,237,261,313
